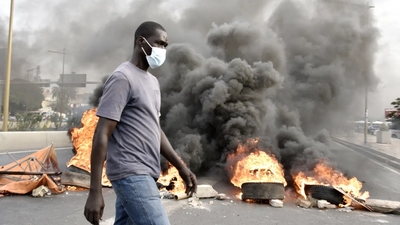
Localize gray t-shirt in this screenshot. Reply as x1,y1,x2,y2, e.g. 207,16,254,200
96,61,161,181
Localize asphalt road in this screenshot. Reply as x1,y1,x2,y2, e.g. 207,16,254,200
0,141,399,225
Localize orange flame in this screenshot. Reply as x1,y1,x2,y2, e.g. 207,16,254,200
67,108,111,187
227,138,287,189
66,186,89,191
293,160,369,205
157,161,186,194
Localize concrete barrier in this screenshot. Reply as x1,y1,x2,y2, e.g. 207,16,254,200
0,131,72,152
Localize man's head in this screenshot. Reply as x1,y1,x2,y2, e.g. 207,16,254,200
134,21,167,47
133,21,168,69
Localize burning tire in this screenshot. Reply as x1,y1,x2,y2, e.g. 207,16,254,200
241,182,285,200
305,185,344,205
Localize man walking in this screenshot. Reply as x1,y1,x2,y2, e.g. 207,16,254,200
84,21,197,225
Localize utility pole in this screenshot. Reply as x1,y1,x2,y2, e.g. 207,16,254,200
48,48,66,128
2,0,14,132
364,2,375,144
0,84,2,119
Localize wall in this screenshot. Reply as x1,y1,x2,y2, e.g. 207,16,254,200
0,131,72,152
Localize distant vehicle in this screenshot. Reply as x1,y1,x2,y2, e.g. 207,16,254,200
368,121,383,135
354,121,370,133
390,129,400,139
1,116,16,121
368,125,379,134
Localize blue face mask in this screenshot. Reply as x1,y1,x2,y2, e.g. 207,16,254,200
141,37,166,69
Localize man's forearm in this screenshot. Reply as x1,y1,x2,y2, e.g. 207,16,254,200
160,130,185,170
89,132,108,192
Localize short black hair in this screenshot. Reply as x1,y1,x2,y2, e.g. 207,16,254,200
134,21,166,46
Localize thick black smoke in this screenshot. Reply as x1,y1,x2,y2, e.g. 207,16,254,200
1,0,378,177
157,0,378,175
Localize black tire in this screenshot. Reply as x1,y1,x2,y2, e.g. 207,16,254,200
67,165,91,176
305,185,344,205
61,171,90,189
241,182,285,200
392,134,397,138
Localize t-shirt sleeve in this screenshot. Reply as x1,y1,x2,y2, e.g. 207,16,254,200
96,72,130,122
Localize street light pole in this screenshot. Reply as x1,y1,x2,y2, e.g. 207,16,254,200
48,48,66,128
364,2,375,144
2,0,14,132
61,48,65,128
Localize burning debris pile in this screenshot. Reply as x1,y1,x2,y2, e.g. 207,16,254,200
227,138,286,188
223,138,370,209
293,160,370,206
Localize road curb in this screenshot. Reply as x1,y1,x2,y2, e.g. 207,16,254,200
332,137,400,171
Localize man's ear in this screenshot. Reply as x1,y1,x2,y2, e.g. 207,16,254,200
136,36,144,47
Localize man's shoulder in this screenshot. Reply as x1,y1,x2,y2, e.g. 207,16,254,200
114,61,147,78
105,71,129,87
112,62,131,77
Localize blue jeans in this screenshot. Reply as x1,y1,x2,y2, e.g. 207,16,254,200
111,175,170,225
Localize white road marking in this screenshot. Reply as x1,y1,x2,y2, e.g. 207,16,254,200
374,181,400,194
100,217,114,225
335,142,400,176
375,219,389,224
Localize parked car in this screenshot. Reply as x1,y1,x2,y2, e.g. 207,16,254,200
1,115,16,121
368,121,383,135
390,129,400,139
368,125,379,135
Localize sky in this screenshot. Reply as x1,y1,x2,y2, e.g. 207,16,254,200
0,0,399,120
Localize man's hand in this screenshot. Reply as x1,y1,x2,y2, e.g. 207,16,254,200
179,167,197,196
160,130,197,196
84,118,116,224
84,191,105,225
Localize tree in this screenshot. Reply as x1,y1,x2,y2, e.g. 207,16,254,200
8,78,44,114
49,101,73,115
14,112,42,131
388,97,400,129
51,86,77,116
50,113,61,129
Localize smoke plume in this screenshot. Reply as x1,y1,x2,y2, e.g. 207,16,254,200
157,0,378,175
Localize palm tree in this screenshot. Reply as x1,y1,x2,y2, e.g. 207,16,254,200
51,87,77,124
52,87,77,102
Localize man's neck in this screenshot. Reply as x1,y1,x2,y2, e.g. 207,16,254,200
130,51,149,71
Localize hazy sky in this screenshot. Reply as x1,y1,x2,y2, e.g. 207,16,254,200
0,0,398,120
370,0,400,119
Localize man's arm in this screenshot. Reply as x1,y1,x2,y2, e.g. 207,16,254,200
160,129,197,196
84,117,117,225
